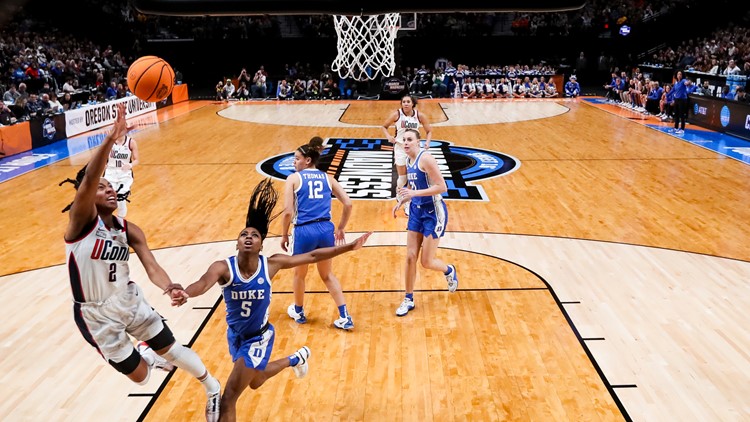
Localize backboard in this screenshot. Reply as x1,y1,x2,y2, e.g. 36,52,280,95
133,0,587,16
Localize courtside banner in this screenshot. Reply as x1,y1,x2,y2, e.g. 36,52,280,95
64,96,156,137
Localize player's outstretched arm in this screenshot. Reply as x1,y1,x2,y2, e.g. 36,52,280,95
267,232,372,278
181,261,230,305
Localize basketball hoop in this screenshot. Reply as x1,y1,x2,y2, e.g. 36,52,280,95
331,13,400,81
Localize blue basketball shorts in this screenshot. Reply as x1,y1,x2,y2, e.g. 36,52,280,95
227,324,275,370
292,220,335,255
406,200,448,238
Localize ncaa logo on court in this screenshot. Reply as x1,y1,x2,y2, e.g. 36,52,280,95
257,138,520,201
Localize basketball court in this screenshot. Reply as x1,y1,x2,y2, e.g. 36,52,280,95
2,95,750,421
2,1,750,421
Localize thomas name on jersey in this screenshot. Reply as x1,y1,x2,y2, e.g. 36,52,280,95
258,138,520,201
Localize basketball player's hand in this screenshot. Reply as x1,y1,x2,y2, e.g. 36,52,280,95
164,283,188,306
334,229,346,245
349,231,372,250
281,234,290,253
392,198,404,218
397,187,414,201
111,103,128,139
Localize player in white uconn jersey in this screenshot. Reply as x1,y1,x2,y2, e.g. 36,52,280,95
382,94,433,216
62,103,222,422
103,133,139,217
180,179,371,420
281,137,355,330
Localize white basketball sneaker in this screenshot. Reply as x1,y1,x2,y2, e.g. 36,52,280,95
205,384,221,422
291,346,311,378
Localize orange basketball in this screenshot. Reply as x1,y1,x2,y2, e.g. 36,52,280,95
127,56,175,102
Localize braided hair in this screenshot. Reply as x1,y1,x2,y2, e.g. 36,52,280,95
58,165,88,213
245,178,282,240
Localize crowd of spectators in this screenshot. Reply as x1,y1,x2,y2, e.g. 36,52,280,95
644,24,750,75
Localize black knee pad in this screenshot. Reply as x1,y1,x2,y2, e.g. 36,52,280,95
144,323,175,351
109,348,141,375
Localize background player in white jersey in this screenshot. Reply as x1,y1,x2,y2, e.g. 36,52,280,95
62,103,221,422
392,129,458,317
104,132,139,217
180,178,371,421
382,95,433,216
281,137,355,329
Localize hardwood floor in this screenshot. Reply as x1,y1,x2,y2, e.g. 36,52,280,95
1,98,749,421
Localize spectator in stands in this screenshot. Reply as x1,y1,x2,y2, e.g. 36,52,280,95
646,81,663,115
720,85,733,100
528,78,543,98
62,78,76,94
116,83,128,99
735,86,748,103
463,77,478,98
564,76,580,97
697,80,713,97
0,103,16,126
278,79,292,100
3,84,21,104
106,81,118,100
322,78,337,99
496,77,511,98
237,68,252,87
480,78,496,98
431,70,448,98
723,59,741,76
48,93,64,113
293,79,306,100
251,69,267,98
707,58,721,74
222,78,235,100
60,92,74,111
39,93,52,113
17,83,29,101
24,93,42,119
236,82,251,100
307,79,320,99
544,79,558,98
215,80,224,101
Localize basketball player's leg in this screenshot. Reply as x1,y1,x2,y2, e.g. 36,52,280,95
116,175,133,217
128,283,221,394
405,230,424,293
396,230,423,316
419,201,457,292
221,362,259,422
289,225,313,323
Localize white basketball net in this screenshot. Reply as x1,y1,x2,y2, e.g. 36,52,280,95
331,13,400,81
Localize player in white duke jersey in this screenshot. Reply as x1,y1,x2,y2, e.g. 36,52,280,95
103,133,139,217
392,129,458,317
62,103,222,422
179,178,371,420
280,137,355,329
382,94,433,217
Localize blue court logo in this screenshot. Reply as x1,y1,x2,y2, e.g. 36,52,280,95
257,138,520,201
720,106,731,127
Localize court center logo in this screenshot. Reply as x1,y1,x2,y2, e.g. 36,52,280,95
257,138,519,201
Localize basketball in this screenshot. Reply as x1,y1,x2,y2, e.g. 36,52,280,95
127,56,175,102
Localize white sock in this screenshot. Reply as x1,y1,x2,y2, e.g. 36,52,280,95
117,200,127,218
163,343,219,394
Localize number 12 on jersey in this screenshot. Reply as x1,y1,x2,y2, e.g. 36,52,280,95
307,180,324,199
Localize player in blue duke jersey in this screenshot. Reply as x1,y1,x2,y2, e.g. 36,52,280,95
181,178,371,421
281,137,356,329
392,129,458,317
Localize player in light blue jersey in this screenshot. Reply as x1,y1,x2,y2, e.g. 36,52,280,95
392,129,458,317
281,137,355,330
182,178,371,421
